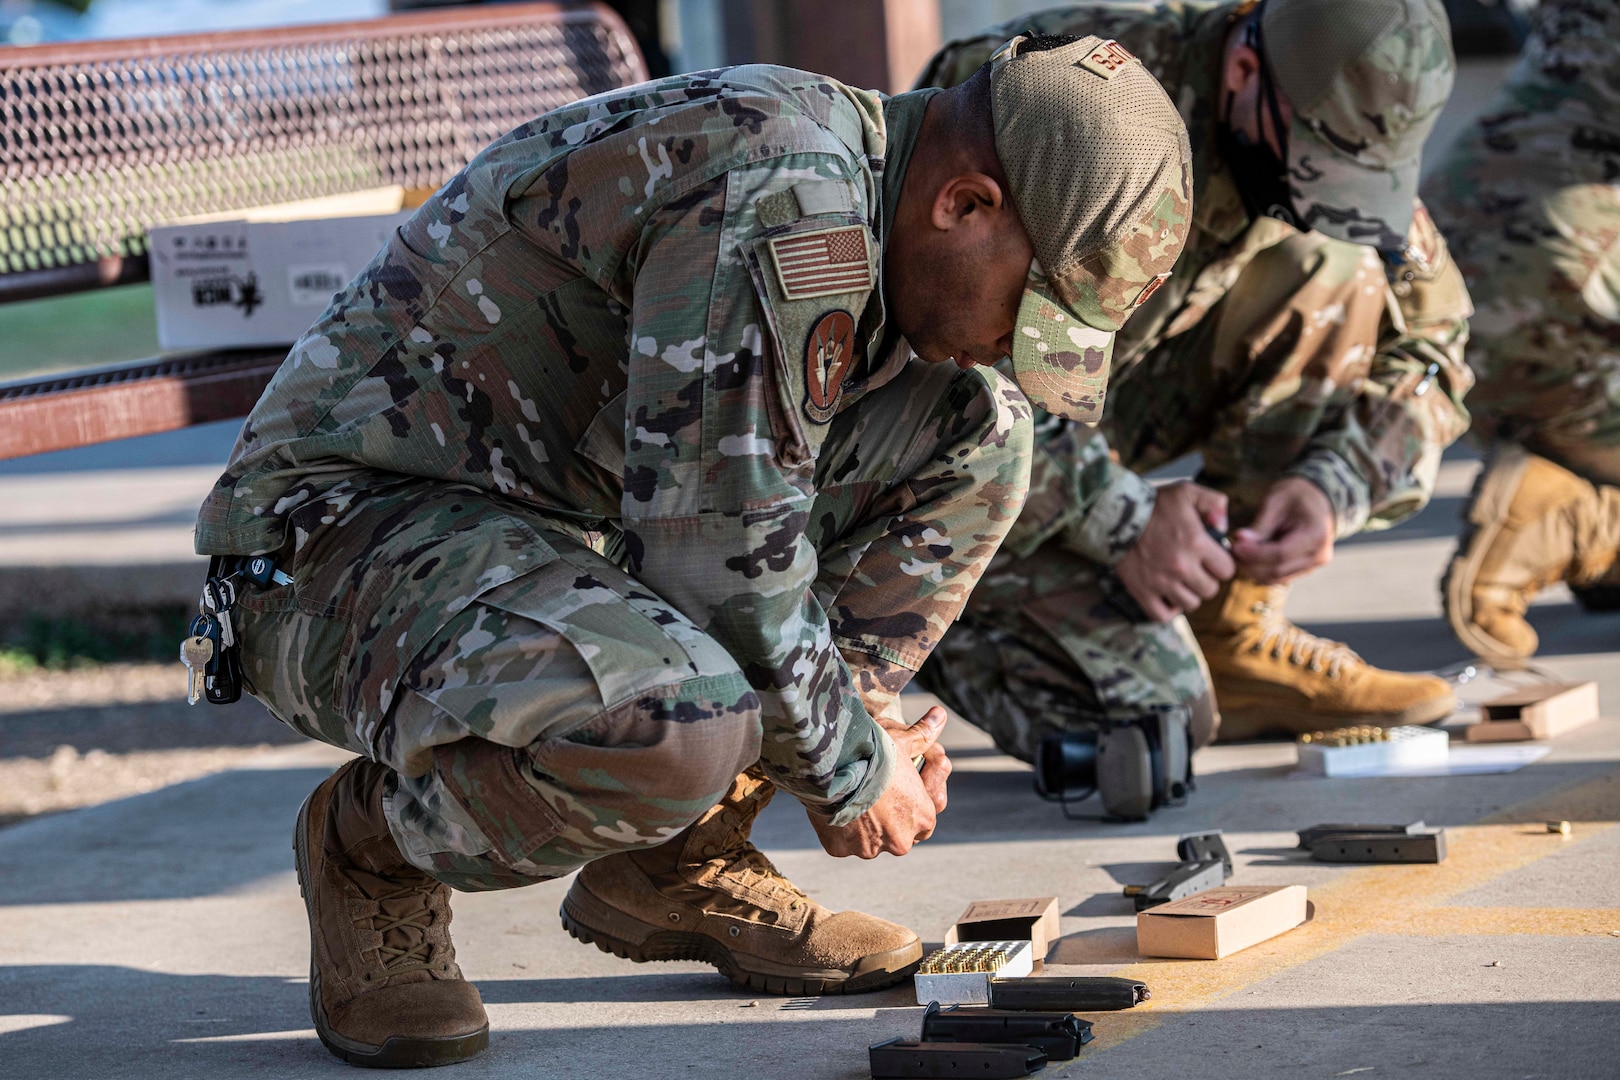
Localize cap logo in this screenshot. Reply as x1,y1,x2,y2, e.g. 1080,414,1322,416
802,310,857,424
1076,40,1137,80
1132,272,1171,307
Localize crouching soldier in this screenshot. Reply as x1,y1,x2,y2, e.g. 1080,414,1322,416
192,38,1191,1067
915,0,1475,754
1425,0,1620,662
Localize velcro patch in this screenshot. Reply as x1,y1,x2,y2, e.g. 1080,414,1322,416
767,226,874,301
1077,39,1138,80
803,310,857,424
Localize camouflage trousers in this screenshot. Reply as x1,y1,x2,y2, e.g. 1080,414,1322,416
920,230,1384,760
1449,181,1620,489
234,359,1027,891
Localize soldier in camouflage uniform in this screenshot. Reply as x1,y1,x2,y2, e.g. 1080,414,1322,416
195,42,1192,1066
914,0,1476,755
1425,0,1620,663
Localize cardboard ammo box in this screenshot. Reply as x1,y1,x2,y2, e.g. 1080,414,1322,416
150,186,418,351
1466,682,1600,743
944,897,1062,962
1136,885,1306,960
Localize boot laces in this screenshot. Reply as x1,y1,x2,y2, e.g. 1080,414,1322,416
1248,600,1360,678
710,842,807,911
365,881,440,978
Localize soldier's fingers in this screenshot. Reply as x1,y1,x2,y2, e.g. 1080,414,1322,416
1189,485,1230,532
890,706,947,759
1139,592,1180,623
1179,559,1221,600
920,747,950,813
1266,549,1325,583
1201,538,1236,582
1244,491,1289,542
1166,582,1204,615
1235,554,1284,584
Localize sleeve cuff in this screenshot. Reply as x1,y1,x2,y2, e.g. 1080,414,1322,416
817,716,896,827
1288,451,1372,539
1059,469,1159,566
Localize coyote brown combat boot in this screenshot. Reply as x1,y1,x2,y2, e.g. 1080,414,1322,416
560,770,922,996
294,759,489,1067
1190,577,1454,740
1445,446,1620,663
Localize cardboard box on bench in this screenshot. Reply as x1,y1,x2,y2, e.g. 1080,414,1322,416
1136,885,1306,960
944,898,1061,962
1466,682,1599,742
150,187,423,351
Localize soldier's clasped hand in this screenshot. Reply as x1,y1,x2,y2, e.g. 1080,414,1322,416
1115,481,1236,622
808,707,952,859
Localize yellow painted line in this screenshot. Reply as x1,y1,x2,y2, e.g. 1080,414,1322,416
1391,906,1620,937
1069,767,1620,1064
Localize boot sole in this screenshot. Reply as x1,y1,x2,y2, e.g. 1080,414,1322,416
558,877,921,997
294,786,489,1068
1215,692,1456,741
1442,447,1537,667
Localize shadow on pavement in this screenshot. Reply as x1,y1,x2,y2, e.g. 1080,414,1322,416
1337,492,1467,545
2,741,1614,908
0,767,333,906
1,965,1615,1080
1300,605,1620,672
749,756,1620,852
0,698,302,759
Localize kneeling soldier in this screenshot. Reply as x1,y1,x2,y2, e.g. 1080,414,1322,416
916,0,1475,750
1425,0,1620,662
193,39,1191,1067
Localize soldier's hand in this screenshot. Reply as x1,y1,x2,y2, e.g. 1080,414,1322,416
808,707,950,859
1115,481,1235,622
1232,477,1334,583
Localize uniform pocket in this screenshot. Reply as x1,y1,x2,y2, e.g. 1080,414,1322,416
284,482,562,753
476,540,743,712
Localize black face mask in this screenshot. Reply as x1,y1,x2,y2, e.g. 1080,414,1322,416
1218,12,1299,228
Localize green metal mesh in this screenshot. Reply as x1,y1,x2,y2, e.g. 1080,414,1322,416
0,5,647,280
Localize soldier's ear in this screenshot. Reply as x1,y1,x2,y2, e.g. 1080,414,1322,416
1223,35,1262,100
929,172,1007,232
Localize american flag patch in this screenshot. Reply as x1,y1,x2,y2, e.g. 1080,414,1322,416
767,226,874,301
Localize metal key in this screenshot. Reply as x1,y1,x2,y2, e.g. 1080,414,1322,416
181,634,214,704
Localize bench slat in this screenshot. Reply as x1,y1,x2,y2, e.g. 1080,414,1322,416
0,352,277,459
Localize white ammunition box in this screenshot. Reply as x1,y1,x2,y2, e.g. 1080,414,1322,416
1296,724,1449,778
912,940,1033,1005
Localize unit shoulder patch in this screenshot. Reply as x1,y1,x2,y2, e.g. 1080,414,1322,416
767,225,874,301
803,309,857,424
1077,40,1138,80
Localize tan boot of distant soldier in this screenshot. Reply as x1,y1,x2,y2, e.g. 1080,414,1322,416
1190,577,1455,740
295,760,489,1068
562,771,922,995
1444,446,1620,664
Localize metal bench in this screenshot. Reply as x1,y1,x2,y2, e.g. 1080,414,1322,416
0,2,647,460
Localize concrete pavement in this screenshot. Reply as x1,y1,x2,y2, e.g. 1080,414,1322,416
2,451,1619,1079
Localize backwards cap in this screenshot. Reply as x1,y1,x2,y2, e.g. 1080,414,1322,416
988,34,1193,423
1261,0,1454,249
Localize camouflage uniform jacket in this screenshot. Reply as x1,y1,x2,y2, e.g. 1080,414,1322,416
1422,0,1620,460
923,2,1473,558
195,68,930,820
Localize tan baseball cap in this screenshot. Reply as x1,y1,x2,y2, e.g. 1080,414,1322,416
988,33,1193,423
1261,0,1455,250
